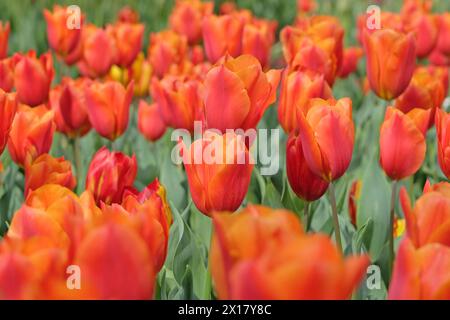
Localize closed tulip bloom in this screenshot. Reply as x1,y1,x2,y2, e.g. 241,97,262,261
429,47,450,67
435,109,450,179
0,57,15,92
86,147,137,205
151,75,203,132
49,77,92,138
426,66,449,94
109,22,145,68
0,89,17,155
278,69,332,133
395,67,445,127
436,13,450,56
7,105,55,167
338,47,364,78
286,133,329,202
85,80,134,141
242,18,277,69
389,238,450,300
297,98,354,181
43,5,84,65
169,0,214,45
182,131,254,216
400,184,450,248
356,12,405,45
379,107,429,180
363,29,416,100
117,6,140,24
297,0,316,13
202,14,245,63
137,100,166,142
204,54,281,132
13,51,54,106
0,21,10,59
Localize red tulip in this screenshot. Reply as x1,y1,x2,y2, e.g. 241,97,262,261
0,57,14,92
0,89,16,156
338,47,363,78
436,13,450,56
137,100,166,142
0,21,10,59
435,109,450,179
85,80,134,141
109,22,145,68
242,18,277,69
117,6,140,24
297,0,317,13
13,51,54,106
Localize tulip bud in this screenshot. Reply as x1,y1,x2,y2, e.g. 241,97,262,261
297,97,355,181
0,89,16,156
117,6,140,24
363,29,416,100
85,147,137,205
0,57,15,92
286,133,329,201
0,21,10,59
85,80,134,141
297,0,317,13
109,22,144,68
278,69,332,133
7,105,55,167
338,47,363,78
137,100,166,142
182,131,254,216
13,51,54,106
24,154,76,197
435,109,450,179
380,107,429,180
203,54,281,132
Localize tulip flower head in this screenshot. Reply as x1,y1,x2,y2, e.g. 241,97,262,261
137,100,166,142
0,88,17,156
435,109,450,179
0,57,15,92
0,21,10,59
109,22,145,68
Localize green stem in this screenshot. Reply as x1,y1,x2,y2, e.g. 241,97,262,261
304,202,310,231
389,180,398,278
329,182,343,254
71,137,82,193
203,231,213,300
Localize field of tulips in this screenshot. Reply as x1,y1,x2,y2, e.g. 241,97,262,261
0,0,450,301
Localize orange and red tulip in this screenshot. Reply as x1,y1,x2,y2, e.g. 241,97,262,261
435,109,450,179
203,54,281,132
297,97,355,181
7,105,55,167
363,29,416,100
109,22,145,68
338,47,363,78
13,51,54,107
181,131,254,216
0,21,10,59
85,80,134,141
85,147,137,205
278,69,332,133
0,57,15,92
117,6,140,24
137,100,166,142
379,107,429,180
356,12,405,45
0,89,16,156
436,13,450,57
24,154,76,197
242,18,277,69
297,0,316,13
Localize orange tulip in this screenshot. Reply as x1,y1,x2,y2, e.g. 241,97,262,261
379,107,429,180
436,13,450,57
389,238,450,300
182,131,254,216
202,14,245,63
363,29,416,100
13,51,54,106
169,0,214,45
49,77,92,138
395,67,445,128
286,133,329,202
0,57,15,92
400,184,450,248
356,12,405,45
338,47,363,78
0,89,16,156
109,22,145,68
0,21,10,59
242,18,277,69
137,100,166,142
148,30,188,78
43,5,84,65
85,147,137,205
85,80,134,141
435,109,450,179
278,69,332,133
297,0,316,13
151,75,203,132
24,154,76,197
297,97,354,181
7,105,55,167
203,54,281,132
426,65,449,94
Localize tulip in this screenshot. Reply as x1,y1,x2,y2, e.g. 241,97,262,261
395,67,445,128
0,252,39,299
117,6,140,24
85,80,134,141
182,131,254,216
379,107,429,180
338,47,363,78
7,105,55,167
130,52,152,97
151,75,203,132
278,69,332,133
24,154,76,197
85,147,137,205
286,133,329,202
169,0,214,45
297,0,316,13
137,100,166,142
202,14,245,63
43,5,84,65
435,109,450,179
436,13,450,56
399,184,450,248
148,30,188,78
0,57,14,92
203,54,281,132
0,21,9,59
426,66,449,94
429,47,450,66
363,29,416,100
242,18,277,69
49,77,92,138
13,51,54,106
356,12,405,45
0,89,16,156
109,22,145,68
389,238,450,300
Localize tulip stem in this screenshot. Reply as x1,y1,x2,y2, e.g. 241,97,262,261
389,180,398,278
304,202,310,231
71,137,82,193
329,182,343,254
